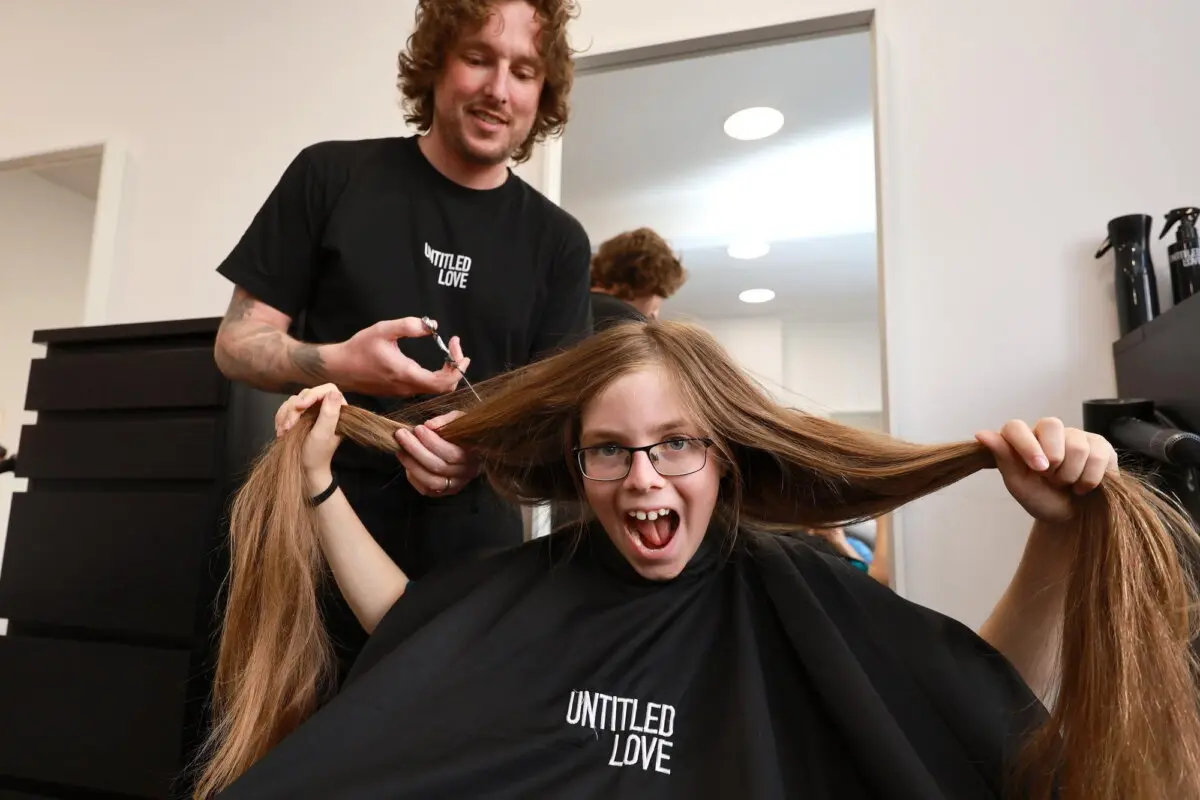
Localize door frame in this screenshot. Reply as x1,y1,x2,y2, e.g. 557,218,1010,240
0,138,132,326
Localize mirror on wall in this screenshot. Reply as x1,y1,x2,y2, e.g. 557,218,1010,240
558,27,889,581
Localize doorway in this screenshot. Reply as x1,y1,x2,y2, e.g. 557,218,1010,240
0,142,128,634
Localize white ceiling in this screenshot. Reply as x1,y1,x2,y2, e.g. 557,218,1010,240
34,159,101,201
560,29,879,323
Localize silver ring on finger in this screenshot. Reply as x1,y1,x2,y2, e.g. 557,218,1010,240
444,476,452,493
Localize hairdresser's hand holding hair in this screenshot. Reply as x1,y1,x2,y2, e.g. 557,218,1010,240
394,410,482,498
975,417,1119,703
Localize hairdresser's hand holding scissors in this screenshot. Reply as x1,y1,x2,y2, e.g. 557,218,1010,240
975,417,1120,523
391,317,482,498
325,317,471,398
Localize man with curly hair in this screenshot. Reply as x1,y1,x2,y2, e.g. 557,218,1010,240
589,227,688,329
212,0,591,678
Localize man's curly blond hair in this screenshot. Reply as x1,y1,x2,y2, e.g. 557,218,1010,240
397,0,580,164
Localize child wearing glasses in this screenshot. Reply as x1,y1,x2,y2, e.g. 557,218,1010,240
197,321,1200,800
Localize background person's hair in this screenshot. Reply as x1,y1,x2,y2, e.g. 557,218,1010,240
396,0,580,164
589,227,687,300
193,321,1200,800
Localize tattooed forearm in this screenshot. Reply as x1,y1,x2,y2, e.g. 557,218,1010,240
222,291,256,324
215,320,331,393
291,343,326,381
214,288,341,394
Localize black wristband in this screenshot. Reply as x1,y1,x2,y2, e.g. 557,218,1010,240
308,473,339,507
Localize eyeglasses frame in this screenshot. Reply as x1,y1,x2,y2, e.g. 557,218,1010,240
572,436,715,482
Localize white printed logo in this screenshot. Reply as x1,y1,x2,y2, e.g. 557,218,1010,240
425,242,472,290
565,689,675,776
1170,249,1200,268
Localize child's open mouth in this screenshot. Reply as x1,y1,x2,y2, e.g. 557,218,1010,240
624,508,680,553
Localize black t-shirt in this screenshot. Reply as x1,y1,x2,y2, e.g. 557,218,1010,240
217,524,1045,799
590,290,647,331
217,136,593,471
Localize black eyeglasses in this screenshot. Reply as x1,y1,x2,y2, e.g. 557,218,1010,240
573,437,714,481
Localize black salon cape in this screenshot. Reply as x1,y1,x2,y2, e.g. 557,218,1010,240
217,525,1045,799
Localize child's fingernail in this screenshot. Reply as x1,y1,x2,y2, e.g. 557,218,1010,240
1032,456,1049,471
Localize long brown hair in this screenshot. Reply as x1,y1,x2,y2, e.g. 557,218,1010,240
397,0,580,164
194,321,1200,800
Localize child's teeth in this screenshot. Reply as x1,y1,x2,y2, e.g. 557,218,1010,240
626,509,673,517
627,509,673,521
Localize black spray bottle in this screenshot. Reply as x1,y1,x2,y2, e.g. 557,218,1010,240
1096,213,1160,336
1159,207,1200,304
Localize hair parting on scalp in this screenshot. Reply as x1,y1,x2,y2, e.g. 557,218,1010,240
193,321,1200,800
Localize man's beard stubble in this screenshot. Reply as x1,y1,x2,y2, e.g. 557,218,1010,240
441,106,524,167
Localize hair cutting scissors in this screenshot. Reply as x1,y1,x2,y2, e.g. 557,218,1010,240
421,317,481,401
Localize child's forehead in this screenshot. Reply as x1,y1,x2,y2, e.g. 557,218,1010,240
581,369,692,423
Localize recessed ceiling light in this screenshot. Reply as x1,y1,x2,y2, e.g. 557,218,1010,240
723,107,784,141
727,241,770,260
739,288,776,304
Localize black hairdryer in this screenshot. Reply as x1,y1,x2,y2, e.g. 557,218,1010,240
1109,417,1200,468
1084,399,1200,468
1084,398,1200,525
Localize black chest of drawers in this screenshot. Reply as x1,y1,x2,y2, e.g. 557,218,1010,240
0,317,281,799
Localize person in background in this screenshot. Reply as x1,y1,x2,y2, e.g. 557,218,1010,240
806,523,891,586
589,227,687,329
212,0,591,680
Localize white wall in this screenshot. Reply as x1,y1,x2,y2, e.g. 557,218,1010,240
3,0,1199,628
699,317,882,416
702,317,786,399
783,320,883,415
0,170,96,631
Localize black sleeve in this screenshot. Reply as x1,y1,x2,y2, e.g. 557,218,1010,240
591,293,647,332
215,146,329,318
529,216,593,361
